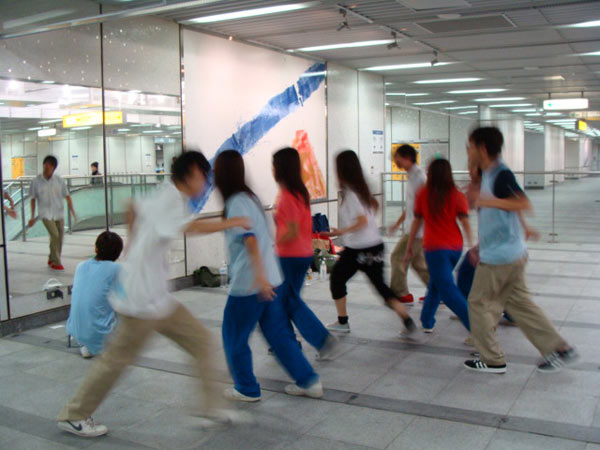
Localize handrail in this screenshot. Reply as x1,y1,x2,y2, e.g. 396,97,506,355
2,173,171,183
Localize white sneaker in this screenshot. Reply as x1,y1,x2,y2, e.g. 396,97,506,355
326,321,350,333
57,417,108,437
79,346,92,359
201,408,253,425
317,335,343,361
223,387,261,402
284,380,323,399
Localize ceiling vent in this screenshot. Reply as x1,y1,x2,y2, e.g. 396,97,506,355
417,15,515,33
397,0,470,9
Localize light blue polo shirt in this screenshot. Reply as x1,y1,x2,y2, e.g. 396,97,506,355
478,162,527,265
225,192,283,297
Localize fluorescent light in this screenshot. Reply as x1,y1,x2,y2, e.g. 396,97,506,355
386,93,429,96
444,105,478,110
412,100,455,105
544,112,563,116
299,71,326,78
38,128,56,137
572,20,600,27
512,109,537,112
543,75,565,81
579,51,600,56
363,62,452,71
41,80,55,84
385,82,394,85
27,127,42,131
39,119,62,124
72,126,92,130
130,124,149,127
543,98,589,110
413,77,481,84
188,3,313,23
458,111,478,115
448,88,506,94
525,113,542,116
489,103,532,108
475,97,525,102
117,128,130,132
295,39,394,52
142,130,163,134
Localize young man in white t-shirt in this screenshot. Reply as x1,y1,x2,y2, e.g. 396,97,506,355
389,145,429,305
57,151,249,438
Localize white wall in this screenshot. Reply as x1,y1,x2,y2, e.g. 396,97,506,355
544,125,565,185
524,131,544,188
579,137,592,171
565,138,579,171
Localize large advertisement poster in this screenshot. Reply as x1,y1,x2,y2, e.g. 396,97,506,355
182,30,327,213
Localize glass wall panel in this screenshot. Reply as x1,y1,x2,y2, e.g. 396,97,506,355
102,16,184,278
0,24,106,318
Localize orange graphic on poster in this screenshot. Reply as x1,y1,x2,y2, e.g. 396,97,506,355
293,129,326,200
11,157,24,179
391,143,420,180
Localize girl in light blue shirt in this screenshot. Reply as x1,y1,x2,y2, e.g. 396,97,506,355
214,150,321,402
67,231,123,357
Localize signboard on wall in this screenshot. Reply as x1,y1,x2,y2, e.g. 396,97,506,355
182,30,327,213
372,130,384,154
62,111,123,128
11,157,24,179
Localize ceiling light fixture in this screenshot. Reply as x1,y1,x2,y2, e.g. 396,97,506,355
362,62,453,71
412,100,455,105
445,105,478,110
525,113,542,116
512,108,537,112
39,119,62,124
489,103,532,108
295,39,394,52
27,127,42,131
571,20,600,27
475,97,525,102
387,32,400,50
386,92,428,96
448,88,506,94
41,80,55,84
578,50,600,56
544,112,562,116
430,51,439,67
336,8,350,31
188,2,314,23
458,111,478,115
72,126,92,131
413,77,480,84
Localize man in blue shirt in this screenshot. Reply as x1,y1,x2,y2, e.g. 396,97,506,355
463,127,577,374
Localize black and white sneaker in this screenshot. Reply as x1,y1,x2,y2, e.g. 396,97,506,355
537,347,580,373
464,359,507,374
58,417,108,437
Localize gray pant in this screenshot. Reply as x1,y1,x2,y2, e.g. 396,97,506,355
42,219,64,265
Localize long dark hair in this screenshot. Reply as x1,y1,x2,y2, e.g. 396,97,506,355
214,150,262,215
427,158,456,218
272,147,310,207
336,150,378,211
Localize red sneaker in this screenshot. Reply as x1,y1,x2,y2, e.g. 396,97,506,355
50,264,65,271
399,294,414,305
419,296,426,302
48,260,52,266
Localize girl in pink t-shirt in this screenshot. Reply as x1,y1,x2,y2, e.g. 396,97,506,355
273,147,339,359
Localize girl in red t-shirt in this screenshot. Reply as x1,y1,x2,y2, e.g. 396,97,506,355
273,148,339,359
404,158,472,333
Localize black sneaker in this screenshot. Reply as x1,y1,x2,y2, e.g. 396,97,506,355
464,359,507,374
403,317,417,335
537,347,580,373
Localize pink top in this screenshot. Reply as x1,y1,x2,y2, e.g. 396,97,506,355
274,188,313,258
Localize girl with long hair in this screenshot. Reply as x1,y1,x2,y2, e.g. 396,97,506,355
214,150,322,402
403,158,472,333
324,150,416,335
272,148,339,358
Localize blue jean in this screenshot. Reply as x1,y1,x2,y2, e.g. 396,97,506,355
279,257,329,350
222,286,319,398
421,250,470,331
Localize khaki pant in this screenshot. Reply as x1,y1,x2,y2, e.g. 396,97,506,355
468,257,566,366
58,303,221,421
42,219,64,265
390,234,429,297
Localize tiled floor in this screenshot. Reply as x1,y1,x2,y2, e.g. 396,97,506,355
3,176,600,449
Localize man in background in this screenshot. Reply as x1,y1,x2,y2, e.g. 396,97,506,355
29,155,76,271
90,162,103,186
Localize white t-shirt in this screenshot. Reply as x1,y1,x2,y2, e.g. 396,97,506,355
406,164,426,239
109,182,193,319
339,189,382,249
30,174,69,221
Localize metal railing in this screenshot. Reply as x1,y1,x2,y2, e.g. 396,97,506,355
381,169,600,244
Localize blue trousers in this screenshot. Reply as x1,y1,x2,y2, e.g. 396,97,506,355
421,250,470,331
280,257,329,350
222,287,319,398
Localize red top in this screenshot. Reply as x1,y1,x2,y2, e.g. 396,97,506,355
414,186,468,252
274,188,313,258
